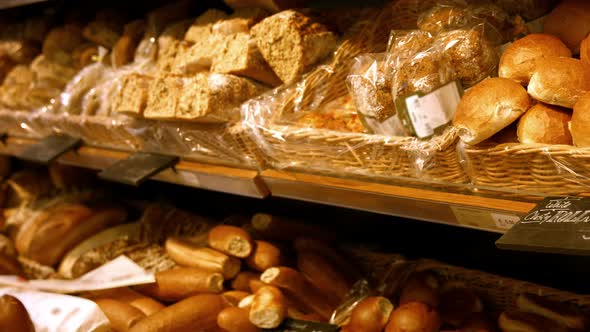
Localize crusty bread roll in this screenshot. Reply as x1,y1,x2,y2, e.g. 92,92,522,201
84,287,164,316
249,278,266,293
297,249,352,302
517,103,572,145
385,302,441,332
222,290,251,307
528,56,590,108
239,294,256,309
439,285,483,327
165,237,241,279
208,225,253,258
0,295,35,332
18,205,127,267
246,240,282,272
231,271,261,292
571,92,590,147
498,311,568,332
516,293,587,331
218,307,260,332
544,0,590,53
293,237,358,279
399,272,440,308
138,267,224,302
261,266,336,319
129,294,227,332
249,285,287,329
453,77,531,145
499,34,571,85
94,298,146,332
348,297,394,332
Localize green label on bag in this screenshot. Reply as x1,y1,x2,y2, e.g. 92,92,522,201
396,81,462,139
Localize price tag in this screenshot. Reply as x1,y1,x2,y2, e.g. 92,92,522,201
98,152,178,186
497,197,590,255
491,213,520,230
264,319,339,332
18,134,81,164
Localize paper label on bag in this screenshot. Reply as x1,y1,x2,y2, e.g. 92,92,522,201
404,81,461,139
0,255,155,293
0,288,110,332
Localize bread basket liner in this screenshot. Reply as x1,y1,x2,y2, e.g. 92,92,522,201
346,249,590,314
238,1,469,185
457,139,590,197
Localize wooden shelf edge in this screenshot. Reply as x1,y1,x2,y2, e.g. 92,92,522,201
262,170,537,233
0,137,269,199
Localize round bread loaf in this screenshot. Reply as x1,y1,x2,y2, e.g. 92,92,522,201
544,0,590,53
517,103,572,145
571,92,590,147
528,56,590,108
453,77,531,145
499,34,571,85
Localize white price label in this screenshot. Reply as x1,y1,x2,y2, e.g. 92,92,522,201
491,213,521,230
405,81,461,138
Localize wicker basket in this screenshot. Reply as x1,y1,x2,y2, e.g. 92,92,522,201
348,250,590,314
240,0,468,184
0,109,260,168
462,142,590,196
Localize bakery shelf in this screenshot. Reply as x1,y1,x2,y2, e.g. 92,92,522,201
0,0,50,9
0,136,541,233
261,169,537,233
0,136,269,199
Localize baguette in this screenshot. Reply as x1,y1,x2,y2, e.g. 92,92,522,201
261,266,336,319
85,287,164,316
239,294,256,309
246,240,282,272
231,271,261,291
250,285,288,329
222,290,251,306
129,294,227,332
208,225,253,258
0,295,34,332
348,297,394,332
138,267,224,302
297,249,353,302
516,293,587,331
218,307,260,332
294,237,357,276
94,298,146,332
249,279,266,293
165,237,241,279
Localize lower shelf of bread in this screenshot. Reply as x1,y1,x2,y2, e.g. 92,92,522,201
0,136,542,233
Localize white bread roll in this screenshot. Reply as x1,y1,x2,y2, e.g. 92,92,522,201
249,285,287,329
572,92,590,147
0,295,35,332
218,307,260,332
528,57,590,108
544,0,590,53
453,77,531,145
517,103,572,145
94,298,146,332
208,225,253,258
348,297,394,332
499,34,571,85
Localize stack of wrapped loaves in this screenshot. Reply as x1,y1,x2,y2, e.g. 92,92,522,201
453,0,590,147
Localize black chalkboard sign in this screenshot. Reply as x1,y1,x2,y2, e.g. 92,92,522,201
98,152,178,186
19,134,81,164
496,197,590,256
264,319,340,332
